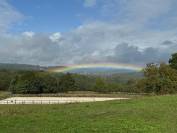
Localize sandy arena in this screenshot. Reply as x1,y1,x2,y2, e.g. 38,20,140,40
0,97,129,104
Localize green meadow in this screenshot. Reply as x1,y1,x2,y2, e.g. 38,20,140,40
0,95,177,133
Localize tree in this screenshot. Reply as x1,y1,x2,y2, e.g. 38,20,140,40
143,63,159,93
143,63,159,78
125,79,138,93
10,71,43,94
41,75,59,93
158,63,177,94
137,63,177,94
94,78,108,92
169,53,177,70
59,73,76,92
0,70,16,91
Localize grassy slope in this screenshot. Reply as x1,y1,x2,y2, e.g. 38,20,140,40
0,91,11,100
0,95,177,133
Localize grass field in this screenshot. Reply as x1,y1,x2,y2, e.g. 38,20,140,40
0,95,177,133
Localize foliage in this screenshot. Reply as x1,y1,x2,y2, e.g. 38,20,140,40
94,78,107,92
10,71,42,94
38,74,59,93
59,73,76,92
73,74,96,91
0,70,16,90
137,63,177,94
169,53,177,70
9,71,76,94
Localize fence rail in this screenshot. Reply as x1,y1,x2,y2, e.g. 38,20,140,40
0,99,93,104
0,99,99,104
0,97,127,104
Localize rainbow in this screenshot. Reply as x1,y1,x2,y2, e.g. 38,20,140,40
48,63,143,73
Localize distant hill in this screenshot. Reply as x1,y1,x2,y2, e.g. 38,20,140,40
59,67,144,83
62,67,142,75
102,72,144,83
0,63,144,80
0,63,46,71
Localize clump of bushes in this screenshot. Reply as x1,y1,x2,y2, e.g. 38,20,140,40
135,56,177,94
9,72,76,94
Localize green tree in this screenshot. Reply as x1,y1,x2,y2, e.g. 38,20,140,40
125,79,138,93
10,71,43,94
143,63,159,93
0,70,16,91
59,73,76,92
158,63,177,94
169,53,177,70
41,75,59,93
94,78,108,92
137,63,177,94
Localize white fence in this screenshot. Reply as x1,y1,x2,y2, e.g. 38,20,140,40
0,100,91,104
0,97,129,104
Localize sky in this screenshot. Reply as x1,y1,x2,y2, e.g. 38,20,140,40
0,0,177,66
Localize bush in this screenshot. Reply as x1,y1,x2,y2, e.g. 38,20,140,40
10,71,43,94
59,73,76,92
136,63,177,94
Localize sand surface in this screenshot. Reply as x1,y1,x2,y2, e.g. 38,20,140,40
0,97,129,104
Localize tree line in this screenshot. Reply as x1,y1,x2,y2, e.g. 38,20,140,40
0,53,177,95
0,69,139,94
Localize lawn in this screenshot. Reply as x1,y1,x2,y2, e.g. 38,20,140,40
0,95,177,133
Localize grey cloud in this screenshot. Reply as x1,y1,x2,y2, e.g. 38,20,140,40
161,40,175,46
0,22,177,66
0,0,177,66
69,40,176,66
112,43,142,63
105,43,175,65
0,34,64,65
